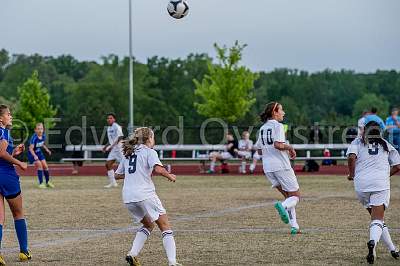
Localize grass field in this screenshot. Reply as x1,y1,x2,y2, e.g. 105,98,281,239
0,174,399,265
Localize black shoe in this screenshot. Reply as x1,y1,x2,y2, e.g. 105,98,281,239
125,254,141,266
391,250,399,260
366,240,375,264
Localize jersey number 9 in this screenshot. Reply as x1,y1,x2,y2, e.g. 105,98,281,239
128,155,137,174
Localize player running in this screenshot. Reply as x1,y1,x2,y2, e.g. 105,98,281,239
347,121,400,264
103,113,124,188
115,127,182,266
28,123,54,188
257,102,301,235
0,105,31,264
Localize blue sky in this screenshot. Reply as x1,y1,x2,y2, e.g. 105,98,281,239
1,0,399,72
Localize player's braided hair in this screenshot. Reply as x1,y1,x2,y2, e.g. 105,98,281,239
363,121,389,152
260,102,280,123
122,127,154,157
0,104,9,126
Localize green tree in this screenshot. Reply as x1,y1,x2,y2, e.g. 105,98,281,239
15,71,57,132
194,41,259,123
352,93,389,119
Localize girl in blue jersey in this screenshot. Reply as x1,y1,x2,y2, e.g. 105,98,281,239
28,123,54,188
0,104,31,264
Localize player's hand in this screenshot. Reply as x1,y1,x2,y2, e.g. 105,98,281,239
34,155,39,161
18,162,28,171
47,149,52,156
168,174,176,182
289,148,296,159
14,144,25,156
347,175,354,181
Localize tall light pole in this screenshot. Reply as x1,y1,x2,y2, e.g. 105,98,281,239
128,0,134,134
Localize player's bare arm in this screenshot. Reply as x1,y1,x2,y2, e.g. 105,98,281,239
0,140,27,170
115,173,125,180
274,141,296,159
12,143,25,157
43,144,52,156
390,164,400,177
347,153,356,180
154,165,176,182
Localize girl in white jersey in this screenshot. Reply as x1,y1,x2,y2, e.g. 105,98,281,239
347,121,400,264
115,127,182,266
257,102,301,235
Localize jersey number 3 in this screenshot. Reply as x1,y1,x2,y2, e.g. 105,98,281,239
128,155,137,174
368,144,379,155
261,129,274,145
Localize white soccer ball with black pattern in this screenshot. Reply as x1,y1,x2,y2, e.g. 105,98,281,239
167,0,189,19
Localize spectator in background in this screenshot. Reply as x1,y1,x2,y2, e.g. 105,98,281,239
357,110,370,137
386,108,400,152
207,132,238,174
364,107,386,130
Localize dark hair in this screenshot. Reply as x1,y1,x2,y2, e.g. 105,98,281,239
106,112,116,119
0,104,8,116
392,107,399,113
260,102,280,123
363,121,389,152
371,107,378,114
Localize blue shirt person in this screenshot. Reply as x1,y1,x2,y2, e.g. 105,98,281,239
364,108,386,131
385,108,400,150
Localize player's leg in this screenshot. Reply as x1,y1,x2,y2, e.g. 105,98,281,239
208,152,221,173
41,160,54,188
155,215,180,266
104,159,117,188
33,160,45,188
0,195,5,265
6,195,31,261
250,152,260,174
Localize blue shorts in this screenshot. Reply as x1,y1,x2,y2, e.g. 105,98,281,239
0,170,21,199
28,151,46,164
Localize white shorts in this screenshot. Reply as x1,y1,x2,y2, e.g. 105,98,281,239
265,168,299,192
107,147,123,162
356,190,390,209
220,152,233,160
237,151,252,159
125,196,167,223
253,152,262,160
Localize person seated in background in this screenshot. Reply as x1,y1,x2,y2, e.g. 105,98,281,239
237,131,253,174
364,107,385,130
386,107,400,152
357,109,370,137
207,132,238,174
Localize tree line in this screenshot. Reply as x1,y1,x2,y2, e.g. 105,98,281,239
0,48,399,131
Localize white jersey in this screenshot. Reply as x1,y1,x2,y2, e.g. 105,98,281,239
238,139,253,151
357,117,365,137
116,145,163,203
257,120,292,172
107,122,123,149
346,138,400,192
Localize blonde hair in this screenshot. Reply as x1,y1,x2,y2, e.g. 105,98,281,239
122,127,154,157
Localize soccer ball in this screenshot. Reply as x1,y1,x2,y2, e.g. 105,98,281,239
167,0,189,19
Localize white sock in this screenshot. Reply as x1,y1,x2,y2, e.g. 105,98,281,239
382,223,396,251
288,207,299,229
130,227,150,256
241,161,246,172
370,220,383,244
210,161,215,171
107,169,116,184
249,163,255,171
282,196,299,209
162,230,177,265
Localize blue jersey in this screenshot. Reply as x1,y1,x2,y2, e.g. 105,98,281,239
364,114,386,130
386,116,400,134
0,127,15,172
29,133,46,154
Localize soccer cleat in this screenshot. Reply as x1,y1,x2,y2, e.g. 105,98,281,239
0,254,5,265
38,183,47,189
170,263,183,266
125,255,141,266
366,240,375,264
19,250,32,261
274,201,289,224
104,183,118,189
290,227,301,235
391,250,399,259
46,181,55,188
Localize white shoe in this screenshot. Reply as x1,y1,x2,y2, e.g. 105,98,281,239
104,182,118,188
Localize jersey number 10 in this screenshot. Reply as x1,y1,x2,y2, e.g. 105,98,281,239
261,129,274,145
128,155,137,174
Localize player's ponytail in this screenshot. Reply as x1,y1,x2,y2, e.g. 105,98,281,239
363,121,389,153
122,127,154,157
260,102,280,123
